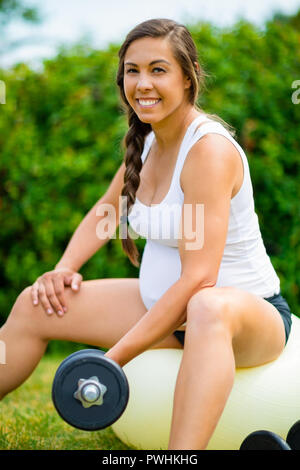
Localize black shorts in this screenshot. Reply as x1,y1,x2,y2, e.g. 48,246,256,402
173,291,293,347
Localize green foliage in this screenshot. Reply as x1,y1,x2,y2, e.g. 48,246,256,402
0,11,299,354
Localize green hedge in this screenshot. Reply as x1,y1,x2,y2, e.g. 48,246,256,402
0,11,299,353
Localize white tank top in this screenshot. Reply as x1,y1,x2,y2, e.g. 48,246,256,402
128,114,280,312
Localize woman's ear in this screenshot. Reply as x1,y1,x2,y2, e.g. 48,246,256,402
184,62,199,89
184,72,193,89
184,77,191,89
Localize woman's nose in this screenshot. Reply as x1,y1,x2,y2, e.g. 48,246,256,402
136,73,153,92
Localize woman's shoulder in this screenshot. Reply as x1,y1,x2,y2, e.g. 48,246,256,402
181,128,242,193
187,131,240,168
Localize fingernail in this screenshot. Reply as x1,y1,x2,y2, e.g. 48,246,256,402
73,285,78,290
33,300,38,305
57,310,63,316
47,309,53,314
63,307,67,312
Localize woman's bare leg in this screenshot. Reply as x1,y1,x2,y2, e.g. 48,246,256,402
0,278,182,399
167,286,286,450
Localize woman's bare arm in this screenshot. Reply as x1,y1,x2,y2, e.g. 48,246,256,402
55,162,126,272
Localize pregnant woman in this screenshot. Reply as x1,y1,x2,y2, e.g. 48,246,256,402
0,18,292,450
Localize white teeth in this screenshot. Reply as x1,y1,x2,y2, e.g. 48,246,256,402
138,99,160,106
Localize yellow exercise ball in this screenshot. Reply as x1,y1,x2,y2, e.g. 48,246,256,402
112,314,300,450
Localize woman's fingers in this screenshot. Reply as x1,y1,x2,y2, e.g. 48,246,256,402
37,275,65,316
31,281,39,306
52,275,68,314
70,272,83,292
36,282,57,315
31,270,83,317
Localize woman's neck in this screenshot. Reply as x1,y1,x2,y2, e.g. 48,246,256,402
151,106,203,154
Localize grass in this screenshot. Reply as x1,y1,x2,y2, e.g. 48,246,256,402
0,354,133,450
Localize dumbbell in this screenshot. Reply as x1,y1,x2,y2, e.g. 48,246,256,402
52,349,300,449
240,430,291,450
52,349,129,431
286,420,300,449
240,421,300,450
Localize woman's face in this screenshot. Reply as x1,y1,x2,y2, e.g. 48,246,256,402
123,36,191,125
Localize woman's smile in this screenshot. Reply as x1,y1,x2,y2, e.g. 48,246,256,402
136,98,161,108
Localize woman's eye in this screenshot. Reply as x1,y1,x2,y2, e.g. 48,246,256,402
153,67,165,73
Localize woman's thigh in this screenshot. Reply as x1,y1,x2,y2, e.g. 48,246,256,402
185,286,287,368
216,287,287,367
13,278,183,350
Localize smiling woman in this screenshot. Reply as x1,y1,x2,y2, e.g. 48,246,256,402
0,17,293,452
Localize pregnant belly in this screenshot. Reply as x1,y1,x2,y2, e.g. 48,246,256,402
139,240,188,330
139,240,182,310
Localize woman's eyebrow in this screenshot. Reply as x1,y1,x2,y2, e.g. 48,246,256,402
124,59,171,66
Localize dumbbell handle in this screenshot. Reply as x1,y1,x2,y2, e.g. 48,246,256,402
73,376,107,408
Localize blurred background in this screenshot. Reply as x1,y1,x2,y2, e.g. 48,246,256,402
1,0,300,355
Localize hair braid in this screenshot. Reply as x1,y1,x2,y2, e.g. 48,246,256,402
120,109,151,267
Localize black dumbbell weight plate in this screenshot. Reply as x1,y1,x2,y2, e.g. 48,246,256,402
240,430,291,450
286,420,300,450
52,349,129,431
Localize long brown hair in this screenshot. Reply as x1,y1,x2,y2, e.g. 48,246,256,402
116,18,235,267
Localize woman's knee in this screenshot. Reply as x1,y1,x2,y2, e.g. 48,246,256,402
8,286,46,335
186,287,234,333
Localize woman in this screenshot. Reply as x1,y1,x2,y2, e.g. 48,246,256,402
0,18,292,450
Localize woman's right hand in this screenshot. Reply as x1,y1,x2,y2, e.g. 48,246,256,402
30,267,83,316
